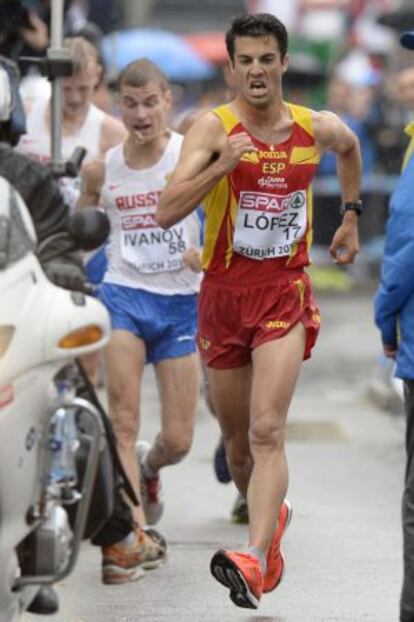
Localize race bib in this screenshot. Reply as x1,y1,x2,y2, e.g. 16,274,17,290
233,190,307,260
120,212,189,274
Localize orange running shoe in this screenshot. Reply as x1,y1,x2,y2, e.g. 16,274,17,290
101,528,166,585
263,499,293,593
210,550,263,609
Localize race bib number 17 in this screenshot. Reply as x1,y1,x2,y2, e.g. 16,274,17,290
233,190,307,260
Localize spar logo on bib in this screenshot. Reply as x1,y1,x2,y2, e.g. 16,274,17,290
239,191,305,214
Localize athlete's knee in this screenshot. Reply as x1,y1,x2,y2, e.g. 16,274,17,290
112,413,139,447
108,379,134,410
109,392,139,446
249,414,285,453
225,437,251,472
162,432,193,464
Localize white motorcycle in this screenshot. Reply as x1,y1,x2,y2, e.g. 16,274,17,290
0,176,111,621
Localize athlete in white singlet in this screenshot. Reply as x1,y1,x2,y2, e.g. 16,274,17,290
78,59,202,582
101,131,201,294
21,90,104,162
20,93,106,206
17,36,126,210
18,36,127,385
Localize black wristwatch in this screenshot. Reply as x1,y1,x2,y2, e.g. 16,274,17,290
340,200,363,217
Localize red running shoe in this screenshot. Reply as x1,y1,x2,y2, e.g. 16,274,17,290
210,550,263,609
263,499,293,593
136,440,164,525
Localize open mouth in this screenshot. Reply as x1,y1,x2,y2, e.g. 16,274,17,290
133,123,152,133
249,80,267,96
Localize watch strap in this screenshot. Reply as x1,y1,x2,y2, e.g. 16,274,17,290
341,201,362,216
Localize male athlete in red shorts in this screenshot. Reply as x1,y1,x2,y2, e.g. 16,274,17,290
157,13,361,610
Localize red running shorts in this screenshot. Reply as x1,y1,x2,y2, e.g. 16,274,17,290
197,269,320,369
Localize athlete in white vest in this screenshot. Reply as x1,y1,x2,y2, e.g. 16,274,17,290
21,91,104,162
18,90,104,207
101,130,201,295
78,59,202,583
17,36,127,210
17,36,127,386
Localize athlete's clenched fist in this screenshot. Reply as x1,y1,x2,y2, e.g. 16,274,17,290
216,132,257,173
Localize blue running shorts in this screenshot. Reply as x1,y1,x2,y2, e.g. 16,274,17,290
85,246,108,286
99,283,198,364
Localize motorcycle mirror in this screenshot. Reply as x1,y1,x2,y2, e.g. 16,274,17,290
67,208,110,251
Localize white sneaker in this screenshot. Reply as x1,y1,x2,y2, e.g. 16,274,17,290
136,440,164,525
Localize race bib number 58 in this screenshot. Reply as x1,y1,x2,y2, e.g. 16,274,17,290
120,213,189,274
233,190,307,260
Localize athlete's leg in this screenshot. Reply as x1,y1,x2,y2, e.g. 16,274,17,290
81,351,103,386
146,353,199,471
248,321,306,553
206,365,252,497
105,329,146,525
201,360,217,416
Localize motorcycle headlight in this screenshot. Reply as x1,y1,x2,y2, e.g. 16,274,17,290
58,325,103,349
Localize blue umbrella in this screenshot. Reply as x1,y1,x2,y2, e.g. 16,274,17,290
102,29,216,81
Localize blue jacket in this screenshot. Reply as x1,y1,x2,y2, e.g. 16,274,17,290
374,153,414,379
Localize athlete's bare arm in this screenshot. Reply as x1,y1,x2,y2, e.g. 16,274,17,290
312,110,361,265
77,159,105,209
313,110,362,203
99,115,128,154
157,112,256,228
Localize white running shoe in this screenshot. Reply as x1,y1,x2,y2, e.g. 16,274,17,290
136,440,164,525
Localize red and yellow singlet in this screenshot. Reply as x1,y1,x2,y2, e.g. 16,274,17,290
202,102,320,282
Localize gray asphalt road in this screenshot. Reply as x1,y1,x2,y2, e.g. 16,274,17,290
24,292,405,622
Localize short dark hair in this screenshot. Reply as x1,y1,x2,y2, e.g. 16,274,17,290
225,13,288,62
116,59,169,93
